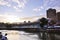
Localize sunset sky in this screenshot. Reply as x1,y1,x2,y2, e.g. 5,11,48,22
0,0,60,23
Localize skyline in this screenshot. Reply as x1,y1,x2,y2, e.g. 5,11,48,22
0,0,60,23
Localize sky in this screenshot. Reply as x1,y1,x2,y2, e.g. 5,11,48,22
0,0,60,23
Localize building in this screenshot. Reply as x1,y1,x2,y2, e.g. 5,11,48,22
47,8,60,25
47,8,57,22
56,12,60,25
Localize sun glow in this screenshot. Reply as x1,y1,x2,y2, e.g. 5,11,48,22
6,16,20,23
0,14,21,23
0,14,39,23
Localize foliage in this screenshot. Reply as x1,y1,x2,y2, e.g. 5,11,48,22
39,17,48,28
49,20,56,26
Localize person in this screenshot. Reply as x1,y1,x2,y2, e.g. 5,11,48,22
0,32,3,40
0,32,8,40
5,33,8,40
2,33,8,40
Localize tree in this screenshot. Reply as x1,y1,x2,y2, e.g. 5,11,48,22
49,20,56,26
39,17,48,28
38,17,48,40
5,23,12,29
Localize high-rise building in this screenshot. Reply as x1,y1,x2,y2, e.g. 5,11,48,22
47,8,56,22
56,12,60,25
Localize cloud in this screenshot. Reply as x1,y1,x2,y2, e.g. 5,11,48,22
20,16,45,22
33,0,60,12
51,7,60,12
43,0,56,7
43,0,60,9
13,6,18,10
0,14,43,22
6,4,11,7
20,17,38,22
33,8,41,12
0,0,29,12
12,0,29,8
0,13,45,23
0,14,20,23
33,6,44,12
0,0,9,6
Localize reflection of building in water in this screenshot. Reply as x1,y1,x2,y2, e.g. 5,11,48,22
46,8,60,25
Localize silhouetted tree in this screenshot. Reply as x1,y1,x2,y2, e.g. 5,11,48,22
49,20,56,26
0,22,4,27
39,17,48,28
5,23,12,29
38,17,48,40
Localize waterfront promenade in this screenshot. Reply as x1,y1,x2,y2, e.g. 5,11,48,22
0,26,60,40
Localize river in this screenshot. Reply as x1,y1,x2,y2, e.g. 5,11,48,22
0,30,40,40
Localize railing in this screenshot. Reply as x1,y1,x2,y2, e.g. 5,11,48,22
0,25,60,40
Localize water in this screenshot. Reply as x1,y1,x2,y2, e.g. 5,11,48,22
0,30,39,40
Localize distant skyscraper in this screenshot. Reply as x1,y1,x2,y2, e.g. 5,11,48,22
47,8,56,22
56,12,60,25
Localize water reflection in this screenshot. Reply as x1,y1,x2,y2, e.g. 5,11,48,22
0,30,39,40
